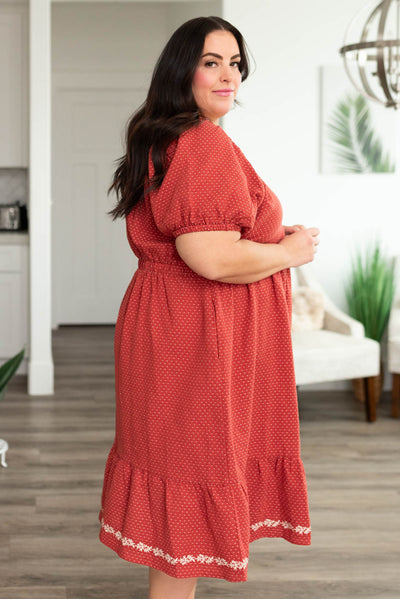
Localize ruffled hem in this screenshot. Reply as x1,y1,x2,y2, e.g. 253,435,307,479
247,456,312,546
98,444,311,582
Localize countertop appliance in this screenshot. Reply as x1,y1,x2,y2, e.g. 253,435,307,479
0,201,28,231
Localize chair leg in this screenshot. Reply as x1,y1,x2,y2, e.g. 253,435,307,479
363,376,379,422
391,373,400,418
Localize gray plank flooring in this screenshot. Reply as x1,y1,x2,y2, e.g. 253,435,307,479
0,325,399,598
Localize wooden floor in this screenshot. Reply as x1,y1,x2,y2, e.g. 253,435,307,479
0,325,399,599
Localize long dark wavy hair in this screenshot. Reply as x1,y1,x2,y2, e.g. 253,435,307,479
107,16,252,220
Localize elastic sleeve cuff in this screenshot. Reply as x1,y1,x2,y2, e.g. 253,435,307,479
172,220,251,238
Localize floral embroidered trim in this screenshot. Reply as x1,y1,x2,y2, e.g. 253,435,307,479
100,514,311,570
100,518,249,570
251,518,311,535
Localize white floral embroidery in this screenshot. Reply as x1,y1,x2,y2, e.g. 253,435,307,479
251,518,311,535
100,518,248,570
100,514,311,570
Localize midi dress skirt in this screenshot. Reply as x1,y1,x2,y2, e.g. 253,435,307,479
98,117,312,582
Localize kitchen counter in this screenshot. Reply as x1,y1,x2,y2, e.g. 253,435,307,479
0,231,29,245
0,237,29,374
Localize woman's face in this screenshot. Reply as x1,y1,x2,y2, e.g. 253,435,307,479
192,30,242,125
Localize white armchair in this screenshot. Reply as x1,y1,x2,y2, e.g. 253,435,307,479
291,264,381,422
387,255,400,418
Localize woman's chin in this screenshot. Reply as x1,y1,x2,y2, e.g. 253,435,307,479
202,108,233,122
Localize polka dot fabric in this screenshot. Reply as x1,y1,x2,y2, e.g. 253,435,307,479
98,118,311,582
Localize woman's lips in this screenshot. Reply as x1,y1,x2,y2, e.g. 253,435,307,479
213,90,233,97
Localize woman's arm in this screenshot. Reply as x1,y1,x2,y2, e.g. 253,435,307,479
214,240,291,284
175,227,320,284
215,239,293,284
215,228,319,284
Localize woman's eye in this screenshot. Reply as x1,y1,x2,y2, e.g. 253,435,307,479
204,61,241,68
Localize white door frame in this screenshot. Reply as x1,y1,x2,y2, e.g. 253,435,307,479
28,0,53,394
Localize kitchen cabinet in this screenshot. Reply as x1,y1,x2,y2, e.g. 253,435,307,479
0,1,28,167
0,236,29,375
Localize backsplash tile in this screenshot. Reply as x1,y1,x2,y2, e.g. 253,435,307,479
0,169,28,206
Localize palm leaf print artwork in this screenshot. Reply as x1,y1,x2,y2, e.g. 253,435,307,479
326,93,395,173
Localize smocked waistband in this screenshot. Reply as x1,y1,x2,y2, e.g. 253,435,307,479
137,258,201,278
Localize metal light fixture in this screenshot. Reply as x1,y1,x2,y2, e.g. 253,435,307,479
339,0,400,110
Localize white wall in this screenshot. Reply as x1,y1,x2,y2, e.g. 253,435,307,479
52,1,168,75
168,0,221,31
223,0,400,313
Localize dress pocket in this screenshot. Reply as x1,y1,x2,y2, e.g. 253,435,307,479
211,298,220,359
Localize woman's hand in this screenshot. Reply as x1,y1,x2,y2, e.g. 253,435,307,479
279,226,320,268
283,224,306,235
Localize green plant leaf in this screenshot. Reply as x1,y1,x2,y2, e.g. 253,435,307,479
0,346,26,399
345,242,396,342
326,93,395,173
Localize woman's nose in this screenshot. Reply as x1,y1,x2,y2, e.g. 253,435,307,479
220,64,233,82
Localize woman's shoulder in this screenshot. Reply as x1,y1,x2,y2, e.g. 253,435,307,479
163,119,242,172
178,118,234,151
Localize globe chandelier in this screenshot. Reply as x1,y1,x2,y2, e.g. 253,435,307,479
339,0,400,110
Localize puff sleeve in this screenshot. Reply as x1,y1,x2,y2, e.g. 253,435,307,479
150,120,257,238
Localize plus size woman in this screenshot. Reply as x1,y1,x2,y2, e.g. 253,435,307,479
98,16,319,599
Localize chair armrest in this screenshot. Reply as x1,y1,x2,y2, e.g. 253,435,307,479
294,264,365,338
388,256,400,340
388,303,400,339
323,302,365,337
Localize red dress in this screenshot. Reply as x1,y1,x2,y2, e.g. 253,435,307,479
98,117,311,583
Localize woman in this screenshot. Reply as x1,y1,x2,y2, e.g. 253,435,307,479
98,15,319,599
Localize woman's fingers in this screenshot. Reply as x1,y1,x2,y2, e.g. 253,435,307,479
313,234,320,253
308,227,320,236
283,225,299,234
283,224,308,235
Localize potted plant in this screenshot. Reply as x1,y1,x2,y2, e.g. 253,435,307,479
0,346,25,468
345,241,395,402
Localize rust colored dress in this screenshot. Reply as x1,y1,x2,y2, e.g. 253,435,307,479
98,117,311,582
